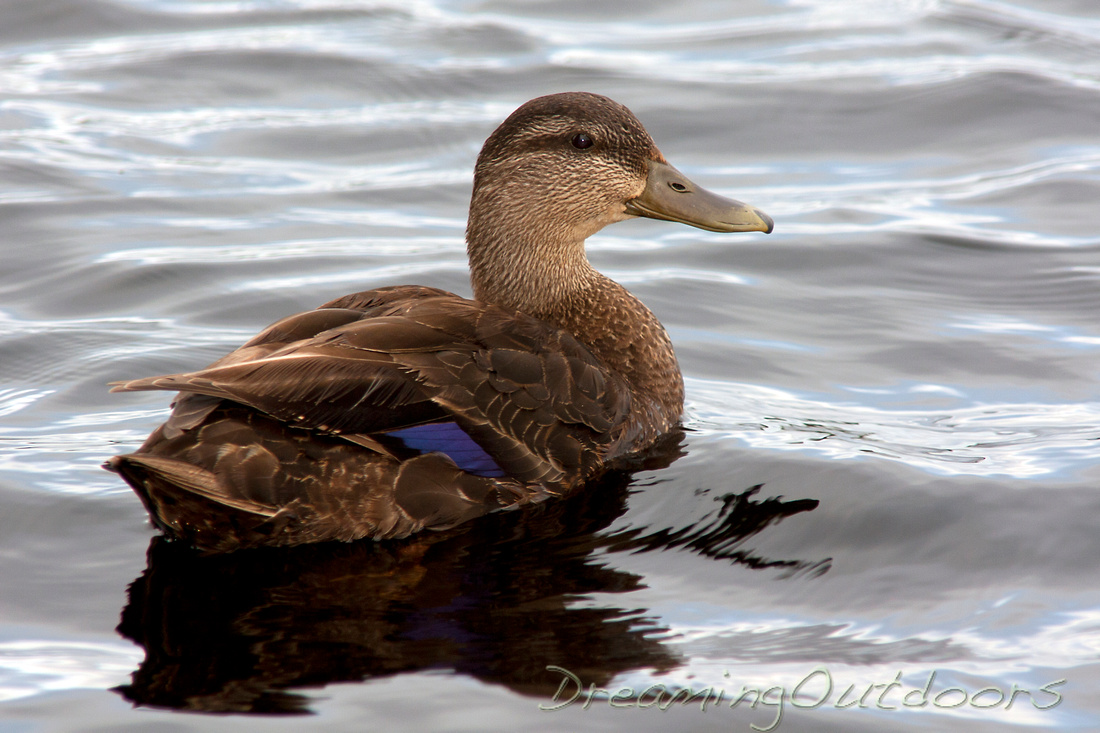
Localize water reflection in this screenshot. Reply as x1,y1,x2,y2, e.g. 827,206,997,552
114,433,823,714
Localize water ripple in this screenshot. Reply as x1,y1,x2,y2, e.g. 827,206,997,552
98,234,465,265
686,377,1100,478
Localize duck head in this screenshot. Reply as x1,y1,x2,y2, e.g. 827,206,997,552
466,92,772,313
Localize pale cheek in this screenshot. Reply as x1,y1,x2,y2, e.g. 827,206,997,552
573,192,638,238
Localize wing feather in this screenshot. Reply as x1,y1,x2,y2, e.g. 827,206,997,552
113,287,633,485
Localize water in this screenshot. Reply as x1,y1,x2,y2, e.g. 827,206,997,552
2,0,1100,730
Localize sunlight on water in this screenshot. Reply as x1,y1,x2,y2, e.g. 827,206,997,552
686,378,1100,479
0,640,141,702
98,234,466,265
230,260,469,291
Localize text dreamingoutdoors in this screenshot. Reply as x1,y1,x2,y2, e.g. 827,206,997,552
538,665,1065,732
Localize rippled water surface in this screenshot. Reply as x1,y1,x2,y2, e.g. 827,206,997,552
3,0,1100,731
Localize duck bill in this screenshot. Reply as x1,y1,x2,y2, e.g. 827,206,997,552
624,159,773,234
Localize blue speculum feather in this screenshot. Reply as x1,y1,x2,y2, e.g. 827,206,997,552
385,423,505,478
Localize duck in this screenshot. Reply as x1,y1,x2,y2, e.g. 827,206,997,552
106,92,773,553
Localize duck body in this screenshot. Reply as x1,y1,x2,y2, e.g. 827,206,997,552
108,92,772,552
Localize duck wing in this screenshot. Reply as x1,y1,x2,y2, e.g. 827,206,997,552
111,286,634,486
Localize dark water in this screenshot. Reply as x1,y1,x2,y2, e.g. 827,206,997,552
2,0,1100,731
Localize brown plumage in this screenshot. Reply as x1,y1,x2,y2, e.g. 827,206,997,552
107,92,772,552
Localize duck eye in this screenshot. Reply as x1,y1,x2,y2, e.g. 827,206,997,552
570,132,594,150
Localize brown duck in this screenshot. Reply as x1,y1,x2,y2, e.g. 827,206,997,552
107,92,772,552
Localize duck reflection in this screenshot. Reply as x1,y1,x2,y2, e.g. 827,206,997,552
115,433,824,714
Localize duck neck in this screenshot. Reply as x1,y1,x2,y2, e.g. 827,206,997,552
466,210,684,432
467,207,597,316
